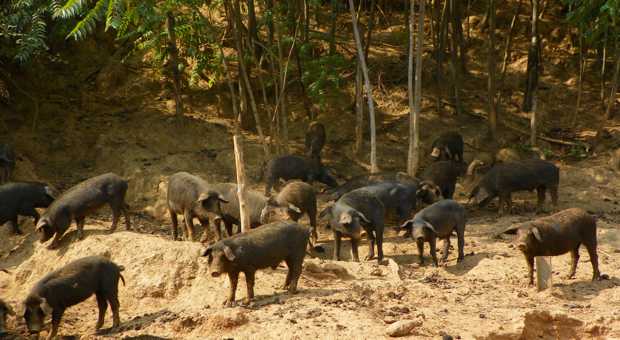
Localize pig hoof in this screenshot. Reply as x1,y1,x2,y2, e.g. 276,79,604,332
223,300,235,307
364,255,375,261
242,298,252,306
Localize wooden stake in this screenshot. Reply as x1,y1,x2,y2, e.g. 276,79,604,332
535,256,552,291
233,134,250,233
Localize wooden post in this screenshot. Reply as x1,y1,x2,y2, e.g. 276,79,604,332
233,134,250,233
535,256,552,291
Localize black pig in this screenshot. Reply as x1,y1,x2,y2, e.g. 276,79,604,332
210,183,269,236
305,121,326,158
23,256,125,339
0,182,56,234
35,173,131,249
260,181,318,243
401,199,466,266
430,132,464,162
167,172,228,241
469,159,559,215
203,221,310,306
264,155,337,195
320,188,385,263
0,144,15,184
421,160,467,199
514,208,600,285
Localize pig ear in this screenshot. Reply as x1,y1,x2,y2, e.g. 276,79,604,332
444,147,452,158
339,212,352,225
202,246,213,257
288,204,302,213
355,211,370,224
217,194,228,203
35,220,47,232
40,298,53,315
400,219,414,230
423,221,438,234
389,187,399,197
532,227,543,242
44,186,56,199
223,245,236,261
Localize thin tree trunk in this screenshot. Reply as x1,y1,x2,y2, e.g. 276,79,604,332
573,26,584,125
487,0,497,140
247,0,260,55
229,0,269,157
606,41,620,120
501,0,522,79
600,29,608,104
329,0,338,55
279,36,290,154
364,0,377,61
348,0,378,173
408,0,425,176
526,0,539,144
166,12,183,115
431,0,441,113
355,64,364,155
452,0,467,75
266,0,274,46
448,0,462,115
522,0,539,113
303,0,310,42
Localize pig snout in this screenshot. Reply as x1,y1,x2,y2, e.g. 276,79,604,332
210,271,221,278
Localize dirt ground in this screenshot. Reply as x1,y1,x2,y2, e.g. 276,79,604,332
2,2,620,339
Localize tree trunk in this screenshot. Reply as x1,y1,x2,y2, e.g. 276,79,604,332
348,0,378,173
600,29,608,104
531,96,538,145
364,0,377,62
166,12,183,115
487,0,497,140
247,0,260,55
431,0,441,113
452,1,467,75
573,26,585,125
279,37,290,154
355,64,364,155
606,41,620,120
448,0,462,115
329,0,338,55
522,0,539,113
266,0,274,46
408,0,425,176
501,0,522,79
229,0,269,157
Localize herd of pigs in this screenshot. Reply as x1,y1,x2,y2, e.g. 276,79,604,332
0,123,607,338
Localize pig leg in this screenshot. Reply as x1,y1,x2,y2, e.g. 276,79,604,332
583,240,601,281
333,231,342,261
350,237,360,262
223,220,234,237
22,206,40,228
568,247,580,279
76,217,86,240
364,230,375,261
183,211,195,241
169,209,179,240
524,255,535,285
122,204,131,230
416,239,425,265
308,209,318,244
243,271,255,305
441,237,451,263
109,295,121,328
536,187,546,213
48,232,63,249
550,185,559,209
48,309,64,340
286,258,303,294
109,205,121,232
224,271,240,307
429,238,439,267
375,227,384,263
95,294,107,330
456,224,465,263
